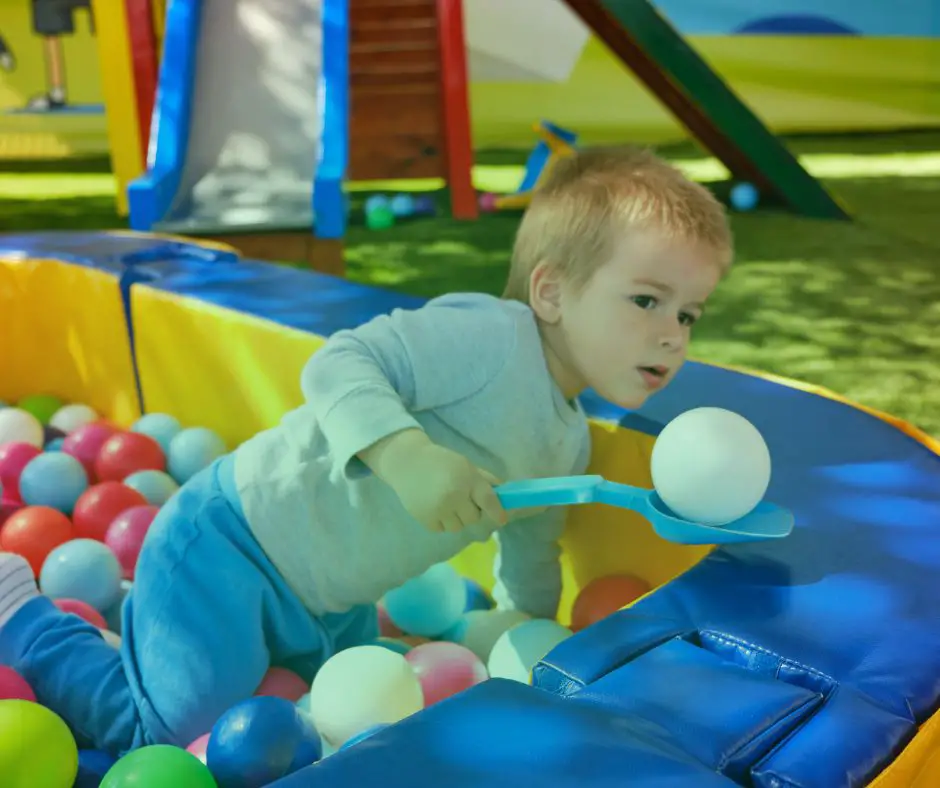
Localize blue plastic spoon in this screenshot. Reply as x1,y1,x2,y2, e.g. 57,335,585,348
494,475,793,545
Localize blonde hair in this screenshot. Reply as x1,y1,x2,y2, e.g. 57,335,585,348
503,145,733,302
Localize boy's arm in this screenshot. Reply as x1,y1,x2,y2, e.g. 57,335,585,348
300,295,516,477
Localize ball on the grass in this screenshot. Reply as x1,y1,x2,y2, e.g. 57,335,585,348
0,505,74,576
383,562,467,637
0,699,78,788
19,452,88,513
40,538,123,612
650,406,772,526
100,744,215,787
0,408,43,448
308,645,424,747
0,666,35,701
487,618,572,683
130,413,181,454
123,469,179,506
49,403,98,434
207,695,322,786
168,427,226,484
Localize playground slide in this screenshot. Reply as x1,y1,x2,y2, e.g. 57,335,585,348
563,0,850,220
128,0,346,237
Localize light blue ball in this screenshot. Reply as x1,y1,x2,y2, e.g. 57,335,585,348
730,182,759,211
364,194,390,213
40,539,123,613
383,562,467,637
44,437,65,452
167,427,226,484
19,452,89,514
124,469,179,506
389,194,415,217
131,412,181,455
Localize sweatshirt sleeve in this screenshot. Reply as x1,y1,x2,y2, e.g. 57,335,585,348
300,294,518,477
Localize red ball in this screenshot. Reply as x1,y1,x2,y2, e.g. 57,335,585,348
61,422,120,479
55,598,109,629
405,641,488,706
0,441,43,502
0,505,74,576
104,504,159,579
254,667,309,702
570,573,652,632
0,665,35,701
72,481,148,541
94,432,165,483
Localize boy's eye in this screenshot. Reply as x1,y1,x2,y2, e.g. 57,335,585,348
679,311,698,327
630,295,658,309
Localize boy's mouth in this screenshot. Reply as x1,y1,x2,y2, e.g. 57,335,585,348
637,365,668,388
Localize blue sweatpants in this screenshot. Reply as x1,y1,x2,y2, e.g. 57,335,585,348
0,454,378,755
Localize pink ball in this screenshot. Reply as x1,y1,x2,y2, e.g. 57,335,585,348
404,641,488,706
254,666,309,702
0,665,35,701
62,422,120,479
55,598,109,629
104,504,159,579
186,732,210,764
0,442,43,502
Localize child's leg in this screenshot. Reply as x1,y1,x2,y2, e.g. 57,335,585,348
0,456,343,754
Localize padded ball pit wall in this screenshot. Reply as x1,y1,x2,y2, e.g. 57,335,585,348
1,231,939,787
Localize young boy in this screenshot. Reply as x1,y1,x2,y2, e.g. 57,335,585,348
0,146,732,754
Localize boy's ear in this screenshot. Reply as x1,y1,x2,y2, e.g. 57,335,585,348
529,261,564,323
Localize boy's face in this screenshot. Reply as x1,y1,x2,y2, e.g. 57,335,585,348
534,228,724,409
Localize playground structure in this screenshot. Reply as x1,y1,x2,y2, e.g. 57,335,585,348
2,229,940,786
87,0,851,278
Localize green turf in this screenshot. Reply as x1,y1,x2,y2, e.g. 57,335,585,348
2,130,939,439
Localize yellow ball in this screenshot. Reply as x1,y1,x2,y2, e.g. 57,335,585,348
0,699,78,788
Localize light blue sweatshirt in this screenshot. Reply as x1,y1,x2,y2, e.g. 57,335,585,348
232,292,591,620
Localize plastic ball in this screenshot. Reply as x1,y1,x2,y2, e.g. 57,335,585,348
62,422,119,478
340,723,388,750
167,427,226,484
130,413,181,454
49,404,98,434
411,195,436,215
207,695,322,786
0,441,43,501
0,408,44,447
19,452,89,513
0,666,35,701
72,482,148,541
405,641,488,706
40,538,123,612
364,194,390,213
0,505,74,575
123,469,179,506
464,578,493,611
186,733,210,765
100,744,216,787
0,699,79,788
17,394,64,425
365,205,395,230
104,505,159,579
100,629,122,649
377,602,402,637
487,619,572,683
389,193,415,217
570,574,651,631
383,562,467,637
95,432,165,483
651,407,771,526
55,598,109,629
730,182,759,211
255,666,310,702
478,192,499,212
308,645,424,746
445,608,530,661
75,749,117,788
45,437,65,452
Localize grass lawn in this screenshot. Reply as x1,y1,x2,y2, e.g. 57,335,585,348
1,130,939,438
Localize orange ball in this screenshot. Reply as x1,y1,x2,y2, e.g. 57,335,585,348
570,573,652,632
0,505,74,576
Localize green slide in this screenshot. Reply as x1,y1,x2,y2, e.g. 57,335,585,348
564,0,850,220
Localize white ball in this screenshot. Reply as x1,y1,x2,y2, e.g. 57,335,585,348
99,629,122,649
454,609,531,661
487,619,572,683
651,407,771,526
307,645,424,746
0,408,43,447
49,403,98,434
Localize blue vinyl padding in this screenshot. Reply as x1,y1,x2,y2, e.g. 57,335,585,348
3,232,940,787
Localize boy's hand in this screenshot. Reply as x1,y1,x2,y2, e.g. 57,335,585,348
360,429,508,533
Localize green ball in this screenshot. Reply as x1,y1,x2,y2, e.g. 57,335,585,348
17,394,64,425
0,699,79,788
101,745,218,787
365,205,395,230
